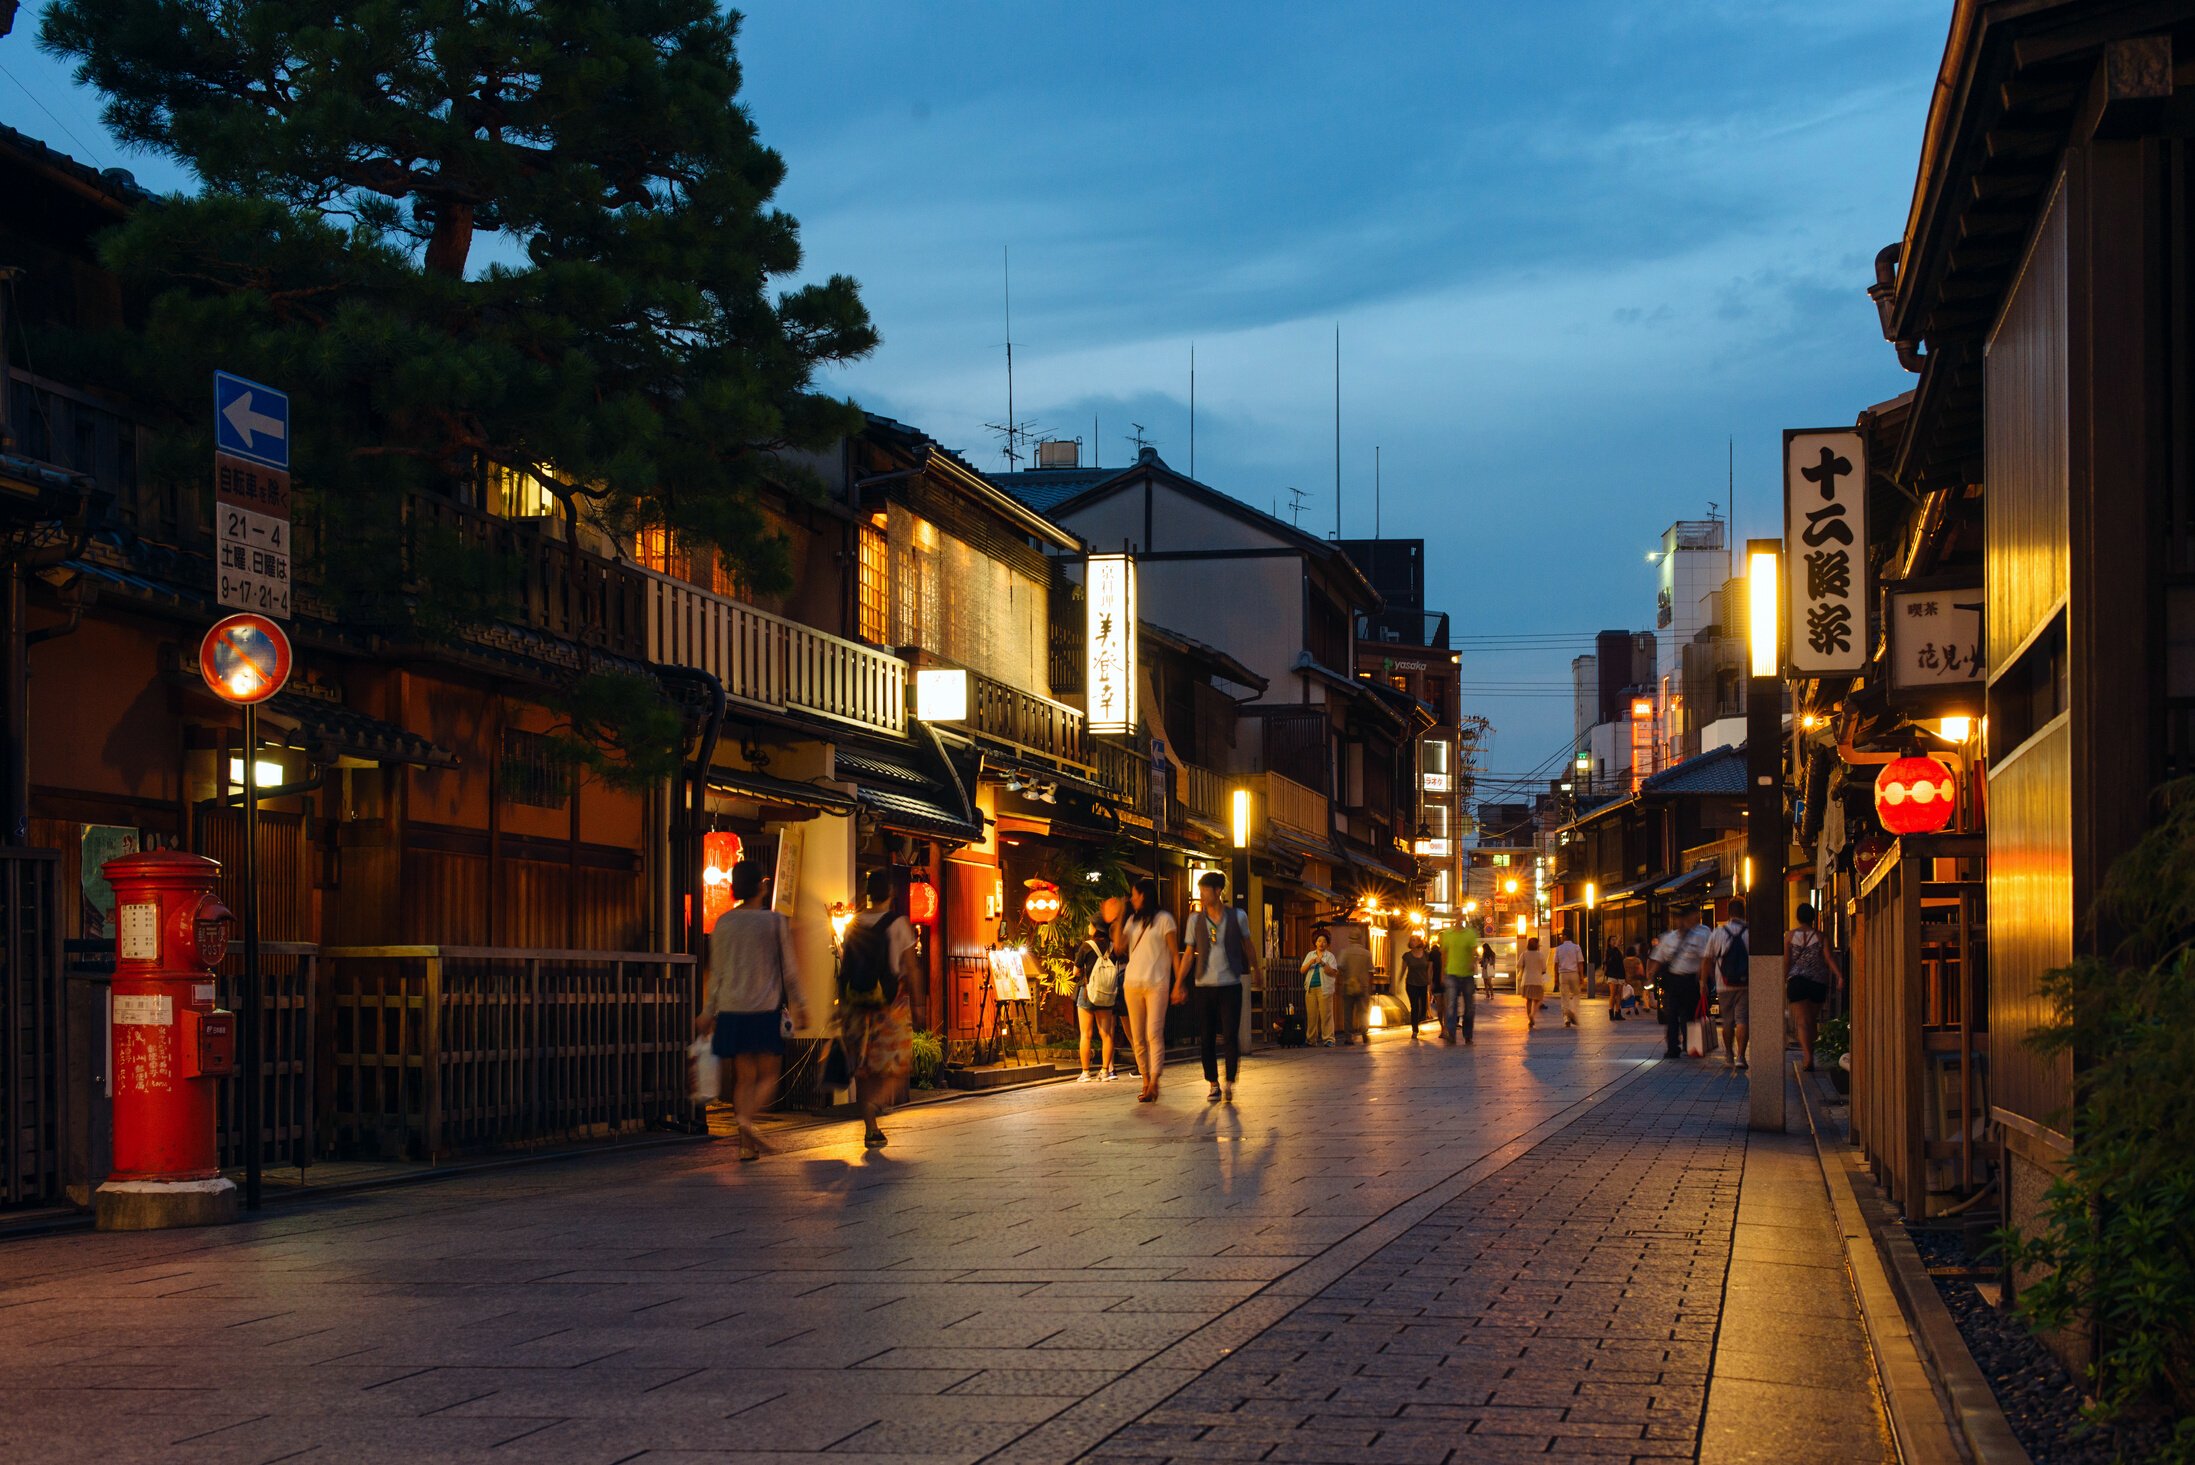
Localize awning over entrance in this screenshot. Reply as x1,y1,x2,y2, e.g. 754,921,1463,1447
704,764,857,820
261,692,458,768
1652,864,1718,902
836,742,983,842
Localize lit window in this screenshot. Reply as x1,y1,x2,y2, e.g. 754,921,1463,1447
489,462,558,519
634,526,687,578
858,521,889,644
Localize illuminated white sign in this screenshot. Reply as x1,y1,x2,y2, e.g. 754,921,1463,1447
1784,427,1868,678
1085,554,1138,734
914,667,969,723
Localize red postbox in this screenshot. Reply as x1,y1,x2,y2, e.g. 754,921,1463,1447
95,850,238,1230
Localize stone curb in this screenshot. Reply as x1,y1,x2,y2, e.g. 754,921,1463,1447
1795,1064,2030,1465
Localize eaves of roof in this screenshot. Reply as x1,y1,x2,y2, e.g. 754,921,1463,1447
1034,451,1381,610
1140,619,1267,693
865,413,1081,551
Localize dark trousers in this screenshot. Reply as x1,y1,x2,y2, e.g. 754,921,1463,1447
1662,974,1701,1056
1198,983,1242,1084
1405,983,1428,1032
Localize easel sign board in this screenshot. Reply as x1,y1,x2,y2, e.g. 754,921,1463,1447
988,948,1032,1002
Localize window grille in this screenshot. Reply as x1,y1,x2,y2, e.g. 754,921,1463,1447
500,729,570,809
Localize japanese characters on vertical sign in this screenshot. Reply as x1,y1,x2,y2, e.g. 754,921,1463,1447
1886,586,1983,694
1782,428,1868,677
1085,553,1137,734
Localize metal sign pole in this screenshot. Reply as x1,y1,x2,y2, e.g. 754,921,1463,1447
240,700,262,1209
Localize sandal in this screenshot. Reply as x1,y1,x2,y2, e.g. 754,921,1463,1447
863,1130,888,1148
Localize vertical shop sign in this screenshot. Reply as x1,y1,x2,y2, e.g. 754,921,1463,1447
1085,553,1137,733
1783,428,1868,677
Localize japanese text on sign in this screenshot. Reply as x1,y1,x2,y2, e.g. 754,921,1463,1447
1783,428,1868,677
1887,588,1983,692
1086,553,1138,734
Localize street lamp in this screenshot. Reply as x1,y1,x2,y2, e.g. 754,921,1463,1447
1745,538,1786,1131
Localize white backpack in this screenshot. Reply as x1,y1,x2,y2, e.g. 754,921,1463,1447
1085,940,1122,1006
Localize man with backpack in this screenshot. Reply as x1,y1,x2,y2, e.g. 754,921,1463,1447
837,868,923,1147
1703,897,1751,1073
1177,870,1261,1104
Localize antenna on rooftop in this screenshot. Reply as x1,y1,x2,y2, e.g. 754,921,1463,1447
1286,484,1311,528
995,246,1021,470
1127,422,1151,454
1189,341,1196,480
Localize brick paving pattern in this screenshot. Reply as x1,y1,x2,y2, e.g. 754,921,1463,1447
0,1006,1890,1464
1091,1061,1746,1463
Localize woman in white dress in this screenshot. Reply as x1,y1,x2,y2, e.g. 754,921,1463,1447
1518,935,1550,1031
1113,878,1183,1104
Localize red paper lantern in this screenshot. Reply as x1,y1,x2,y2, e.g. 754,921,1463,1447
701,831,743,932
1874,755,1958,836
908,876,939,926
1024,882,1063,925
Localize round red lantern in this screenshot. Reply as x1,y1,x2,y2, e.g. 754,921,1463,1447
1023,881,1063,925
700,831,743,932
1874,755,1958,836
907,876,939,926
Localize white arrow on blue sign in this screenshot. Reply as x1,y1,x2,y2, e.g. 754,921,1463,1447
213,371,290,471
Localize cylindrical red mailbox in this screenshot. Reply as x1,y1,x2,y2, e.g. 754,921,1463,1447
96,850,238,1231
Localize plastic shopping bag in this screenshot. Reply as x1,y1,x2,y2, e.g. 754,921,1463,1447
1684,1020,1709,1058
689,1036,720,1102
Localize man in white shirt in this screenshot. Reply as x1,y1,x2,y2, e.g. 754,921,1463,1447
1703,898,1750,1072
1647,906,1712,1058
1551,929,1587,1029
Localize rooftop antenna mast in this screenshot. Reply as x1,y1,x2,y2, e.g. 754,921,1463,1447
1286,484,1311,527
1728,434,1736,541
997,246,1021,470
1189,341,1196,480
1126,422,1151,454
1375,445,1381,539
1333,324,1342,539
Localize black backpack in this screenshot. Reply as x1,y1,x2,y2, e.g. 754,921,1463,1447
839,916,898,1007
1720,925,1750,986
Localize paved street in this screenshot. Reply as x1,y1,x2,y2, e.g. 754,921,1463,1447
0,1004,1891,1465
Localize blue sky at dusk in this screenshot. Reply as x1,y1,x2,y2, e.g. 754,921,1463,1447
0,1,1948,789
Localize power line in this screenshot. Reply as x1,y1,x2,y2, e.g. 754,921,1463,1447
0,60,113,169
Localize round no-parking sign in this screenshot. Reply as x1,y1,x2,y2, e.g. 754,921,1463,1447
199,613,292,705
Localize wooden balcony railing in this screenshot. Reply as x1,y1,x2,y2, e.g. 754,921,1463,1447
404,493,649,661
1267,771,1330,838
1179,763,1226,825
1093,738,1144,804
970,673,1091,767
645,573,907,736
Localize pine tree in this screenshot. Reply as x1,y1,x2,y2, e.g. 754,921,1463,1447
40,0,877,611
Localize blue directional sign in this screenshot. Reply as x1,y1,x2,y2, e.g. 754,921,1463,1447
213,371,290,471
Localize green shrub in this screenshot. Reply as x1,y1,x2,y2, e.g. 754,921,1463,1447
1998,779,2195,1461
910,1030,944,1089
1815,1014,1850,1067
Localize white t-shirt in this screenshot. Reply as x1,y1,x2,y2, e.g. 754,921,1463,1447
1553,939,1585,976
1299,949,1337,988
1704,919,1747,993
1651,924,1711,976
1518,946,1549,987
1122,911,1178,990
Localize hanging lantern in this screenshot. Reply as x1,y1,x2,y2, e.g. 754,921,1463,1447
1023,881,1063,925
1874,755,1958,836
908,875,938,926
700,831,743,933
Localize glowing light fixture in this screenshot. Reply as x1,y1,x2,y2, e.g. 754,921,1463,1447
1503,877,1519,895
227,757,283,789
1023,882,1063,925
1585,882,1597,911
1937,715,1972,743
1230,787,1251,849
1748,549,1780,678
829,901,855,944
1514,914,1528,935
1085,554,1138,734
1367,1005,1387,1029
914,667,969,723
1743,856,1754,893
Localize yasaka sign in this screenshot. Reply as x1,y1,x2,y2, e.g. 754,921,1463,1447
1085,553,1137,734
1783,427,1868,678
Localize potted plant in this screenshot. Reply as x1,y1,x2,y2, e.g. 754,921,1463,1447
1816,1015,1851,1093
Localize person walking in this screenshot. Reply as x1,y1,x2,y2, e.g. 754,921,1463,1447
1477,937,1497,998
1552,928,1586,1028
697,862,806,1162
837,868,922,1148
1647,906,1712,1058
1400,933,1436,1039
1073,916,1121,1082
1603,938,1628,1020
1115,878,1182,1103
1518,935,1549,1030
1703,897,1751,1072
1335,931,1374,1044
1626,941,1650,1018
1299,930,1338,1046
1435,921,1479,1044
1786,902,1846,1071
1178,870,1259,1103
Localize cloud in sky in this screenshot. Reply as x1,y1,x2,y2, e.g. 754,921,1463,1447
0,0,1948,772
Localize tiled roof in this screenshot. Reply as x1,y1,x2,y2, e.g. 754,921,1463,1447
1640,744,1748,797
984,466,1114,514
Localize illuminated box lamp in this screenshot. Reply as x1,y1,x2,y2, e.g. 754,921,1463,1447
914,667,969,723
1085,554,1138,734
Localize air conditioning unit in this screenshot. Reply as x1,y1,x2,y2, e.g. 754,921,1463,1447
1036,440,1079,469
